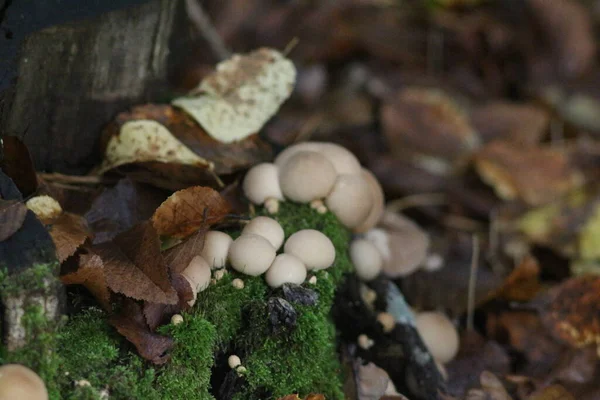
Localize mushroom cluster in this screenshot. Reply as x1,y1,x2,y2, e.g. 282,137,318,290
242,142,385,232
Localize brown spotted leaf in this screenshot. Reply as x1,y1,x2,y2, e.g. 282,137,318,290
48,212,92,262
151,186,231,238
0,199,27,242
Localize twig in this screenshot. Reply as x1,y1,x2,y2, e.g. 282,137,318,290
37,173,113,185
283,37,299,57
385,193,447,213
185,0,231,62
467,234,480,332
292,113,325,143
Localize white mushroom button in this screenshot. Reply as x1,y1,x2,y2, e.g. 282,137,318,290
201,231,233,269
357,334,374,350
350,239,383,281
181,256,212,306
284,229,336,270
278,151,337,203
242,163,284,210
376,312,395,333
0,364,48,400
229,234,276,276
325,174,373,229
241,216,285,250
415,312,460,364
228,355,242,369
274,142,323,169
232,278,245,289
171,314,184,325
265,254,307,288
353,169,385,233
275,142,362,175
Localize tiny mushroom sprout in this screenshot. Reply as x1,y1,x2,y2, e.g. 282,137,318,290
241,216,285,250
325,174,373,229
0,364,48,400
278,151,337,203
201,231,233,269
415,311,460,364
350,238,383,281
243,163,284,214
229,234,276,276
181,256,212,306
171,314,184,325
284,229,336,270
265,254,307,288
232,278,245,289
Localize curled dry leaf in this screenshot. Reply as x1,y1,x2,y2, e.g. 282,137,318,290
48,212,92,263
474,141,582,206
381,87,479,173
541,275,600,354
172,48,296,143
0,199,28,242
470,102,549,146
151,186,231,238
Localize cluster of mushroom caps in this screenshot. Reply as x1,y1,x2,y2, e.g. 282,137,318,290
179,216,336,304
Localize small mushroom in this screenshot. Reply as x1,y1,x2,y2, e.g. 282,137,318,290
228,355,242,369
308,276,317,285
415,311,460,364
232,278,245,289
229,234,276,276
325,174,373,229
350,238,383,281
171,314,184,325
265,254,307,288
181,256,212,306
243,163,284,213
201,231,233,269
25,195,62,223
0,364,48,400
275,142,362,175
358,334,375,350
354,169,385,233
278,151,337,203
376,312,395,333
214,269,227,281
284,229,335,270
241,216,285,250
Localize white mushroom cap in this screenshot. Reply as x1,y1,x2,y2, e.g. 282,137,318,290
278,151,337,203
415,311,460,364
350,238,383,281
325,174,373,229
228,355,242,369
243,163,284,205
284,229,335,270
229,234,276,276
275,142,362,175
353,169,385,233
0,364,48,400
201,231,233,269
181,255,212,306
265,253,307,288
241,216,285,250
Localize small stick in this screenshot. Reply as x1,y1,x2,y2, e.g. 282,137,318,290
467,234,480,332
385,193,447,213
37,173,112,185
184,0,231,61
283,37,299,57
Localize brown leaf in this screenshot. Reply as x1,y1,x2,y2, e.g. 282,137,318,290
109,299,173,364
60,250,112,310
163,229,207,274
151,186,231,238
0,136,38,197
474,141,581,206
48,212,92,262
470,102,549,146
528,385,576,400
0,199,27,241
143,272,195,330
96,222,178,304
489,255,541,302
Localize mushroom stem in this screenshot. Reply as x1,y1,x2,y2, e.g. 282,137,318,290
264,197,280,214
310,199,327,214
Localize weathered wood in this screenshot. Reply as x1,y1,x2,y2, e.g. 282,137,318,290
1,0,201,174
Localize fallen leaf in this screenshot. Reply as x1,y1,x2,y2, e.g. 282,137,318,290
48,212,92,263
0,136,38,197
474,141,582,206
172,48,296,143
109,299,173,365
528,384,575,400
143,272,195,331
60,250,112,310
0,199,27,242
162,229,207,274
473,371,512,400
151,186,231,238
488,255,541,302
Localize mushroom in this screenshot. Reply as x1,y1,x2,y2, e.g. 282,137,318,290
171,314,184,325
357,334,374,350
376,312,395,333
181,255,212,306
325,174,373,229
415,311,460,364
228,355,242,369
241,216,285,250
232,278,245,289
265,254,307,288
0,364,48,400
25,195,62,223
278,151,337,203
229,234,276,276
308,276,317,285
275,142,362,175
350,238,383,281
284,229,335,270
354,169,385,233
242,163,284,213
200,231,233,269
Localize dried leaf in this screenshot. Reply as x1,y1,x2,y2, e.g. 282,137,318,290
163,230,207,274
173,48,296,143
475,141,581,206
109,299,173,364
477,371,512,400
488,255,541,302
528,385,575,400
151,186,231,238
48,212,92,263
0,136,38,197
0,199,27,242
143,272,194,331
60,250,112,310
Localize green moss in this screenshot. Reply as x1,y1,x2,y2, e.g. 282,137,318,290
0,262,60,297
